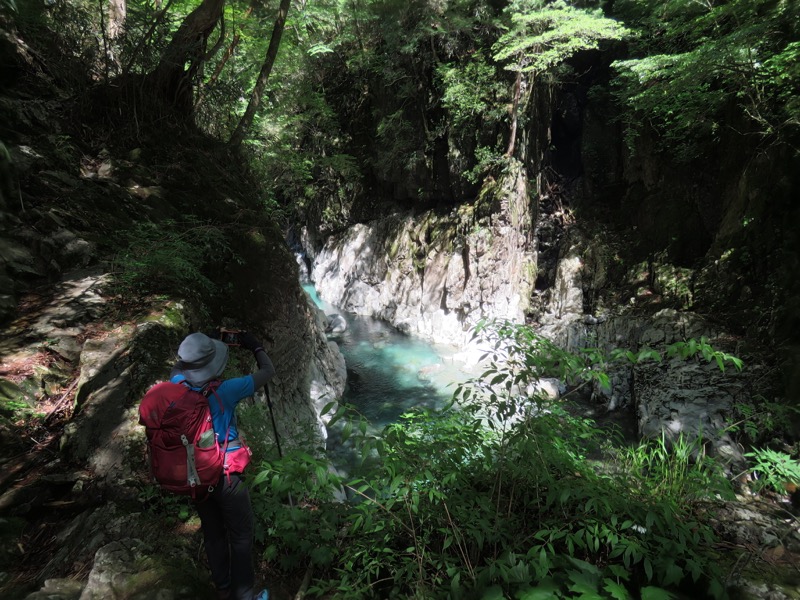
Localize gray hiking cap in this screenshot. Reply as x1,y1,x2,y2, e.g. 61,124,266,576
175,332,229,387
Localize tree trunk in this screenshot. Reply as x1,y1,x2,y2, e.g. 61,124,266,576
505,71,523,158
148,0,225,112
228,0,291,148
107,0,127,40
195,33,241,109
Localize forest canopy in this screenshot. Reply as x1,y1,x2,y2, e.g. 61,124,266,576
6,0,796,223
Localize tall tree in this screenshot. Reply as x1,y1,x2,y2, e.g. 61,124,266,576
148,0,225,111
611,0,800,159
492,0,628,157
229,0,292,148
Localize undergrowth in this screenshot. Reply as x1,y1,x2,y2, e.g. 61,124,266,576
248,320,757,600
107,217,238,313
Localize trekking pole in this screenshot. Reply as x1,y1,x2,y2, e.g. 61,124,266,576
222,329,293,504
263,383,283,459
221,328,284,460
263,381,294,507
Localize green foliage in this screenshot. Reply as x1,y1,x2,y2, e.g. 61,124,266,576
653,261,694,309
240,83,363,232
493,0,629,74
251,321,737,599
612,50,727,159
373,108,426,182
615,433,734,504
0,398,37,420
727,397,800,446
235,401,281,462
135,481,193,523
665,337,743,373
743,448,800,495
436,51,512,183
466,146,511,185
611,0,800,159
108,218,235,306
250,449,346,571
14,0,104,85
438,53,506,128
605,336,744,374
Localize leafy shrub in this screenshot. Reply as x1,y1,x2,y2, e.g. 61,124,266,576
727,396,800,446
615,432,734,505
743,448,800,495
135,481,193,523
611,0,800,159
250,449,346,572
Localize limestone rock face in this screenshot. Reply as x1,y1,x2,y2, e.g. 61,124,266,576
552,310,750,468
219,230,346,451
633,357,747,467
311,164,536,347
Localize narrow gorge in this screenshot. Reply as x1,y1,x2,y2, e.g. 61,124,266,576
1,1,799,598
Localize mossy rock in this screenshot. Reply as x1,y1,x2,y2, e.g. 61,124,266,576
0,378,36,418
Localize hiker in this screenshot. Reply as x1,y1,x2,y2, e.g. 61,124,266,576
170,330,275,600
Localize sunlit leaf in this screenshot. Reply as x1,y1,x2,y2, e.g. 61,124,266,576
640,586,675,600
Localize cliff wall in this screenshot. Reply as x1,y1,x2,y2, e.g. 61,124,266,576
311,161,536,347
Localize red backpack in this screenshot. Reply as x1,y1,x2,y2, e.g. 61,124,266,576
138,381,228,497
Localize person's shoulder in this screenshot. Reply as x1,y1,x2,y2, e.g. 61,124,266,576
217,375,255,397
219,375,252,387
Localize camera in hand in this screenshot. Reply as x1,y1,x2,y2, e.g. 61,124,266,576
221,329,241,345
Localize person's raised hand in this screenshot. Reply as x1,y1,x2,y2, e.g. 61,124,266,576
238,331,262,352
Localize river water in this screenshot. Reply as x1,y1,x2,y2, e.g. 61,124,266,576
304,285,471,429
303,284,637,470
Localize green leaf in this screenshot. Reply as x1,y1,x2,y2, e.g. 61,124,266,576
567,564,601,596
481,585,505,600
490,373,509,386
708,578,726,600
641,586,675,600
518,578,560,599
307,43,334,56
607,564,629,581
643,557,653,581
603,578,632,600
327,406,347,428
567,556,601,577
663,562,684,587
252,469,271,487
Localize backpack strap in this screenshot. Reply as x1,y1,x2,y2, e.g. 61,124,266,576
207,387,227,439
203,385,242,483
200,381,225,422
183,433,201,489
184,380,228,499
206,386,236,486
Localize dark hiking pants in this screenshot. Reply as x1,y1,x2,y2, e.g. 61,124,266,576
195,472,255,600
